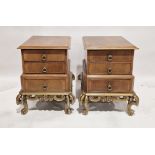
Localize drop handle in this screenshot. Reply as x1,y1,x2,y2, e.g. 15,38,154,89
107,54,112,61
42,85,48,91
107,68,112,74
107,83,112,91
42,67,47,73
42,54,47,61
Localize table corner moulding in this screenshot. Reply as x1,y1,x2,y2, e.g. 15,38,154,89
79,36,139,116
16,36,75,115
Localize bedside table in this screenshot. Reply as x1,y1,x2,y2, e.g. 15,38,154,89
79,36,139,115
16,36,75,115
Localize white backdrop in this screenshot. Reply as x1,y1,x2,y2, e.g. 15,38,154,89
0,26,155,127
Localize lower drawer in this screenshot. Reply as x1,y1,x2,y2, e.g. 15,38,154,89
21,74,70,92
23,62,66,74
87,75,134,93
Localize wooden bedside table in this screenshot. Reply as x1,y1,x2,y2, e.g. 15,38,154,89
16,36,75,115
79,36,139,115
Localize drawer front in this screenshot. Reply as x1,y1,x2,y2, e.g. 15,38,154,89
88,50,134,63
24,62,66,74
87,78,133,93
22,49,66,62
88,62,132,75
23,79,67,92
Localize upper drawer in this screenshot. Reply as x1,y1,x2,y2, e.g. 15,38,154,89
87,50,134,63
22,49,66,62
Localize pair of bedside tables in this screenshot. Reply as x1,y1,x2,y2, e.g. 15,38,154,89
16,36,139,116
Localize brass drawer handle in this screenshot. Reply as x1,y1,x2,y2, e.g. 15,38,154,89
107,54,112,61
107,83,112,92
42,54,47,62
42,67,47,73
43,85,48,91
107,68,112,74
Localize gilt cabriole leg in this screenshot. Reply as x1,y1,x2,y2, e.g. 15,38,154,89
79,93,85,106
21,95,28,115
79,92,86,114
68,93,75,105
64,95,72,114
127,94,139,116
16,92,28,115
16,92,23,105
82,95,89,115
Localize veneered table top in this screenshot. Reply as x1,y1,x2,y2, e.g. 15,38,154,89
83,36,138,50
18,36,71,49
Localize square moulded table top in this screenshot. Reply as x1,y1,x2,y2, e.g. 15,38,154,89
18,36,71,49
83,36,138,50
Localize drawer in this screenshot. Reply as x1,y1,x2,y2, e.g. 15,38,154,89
22,49,66,62
24,62,66,74
88,50,134,63
21,74,70,92
88,62,132,75
87,75,134,93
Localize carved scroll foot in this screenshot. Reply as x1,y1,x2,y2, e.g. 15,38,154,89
21,95,28,115
16,92,28,115
127,95,139,116
64,95,72,114
65,108,72,114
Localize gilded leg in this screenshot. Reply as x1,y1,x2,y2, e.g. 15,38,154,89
16,92,23,105
79,93,85,105
68,93,75,104
82,95,89,115
64,95,72,114
21,95,28,115
127,94,139,116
